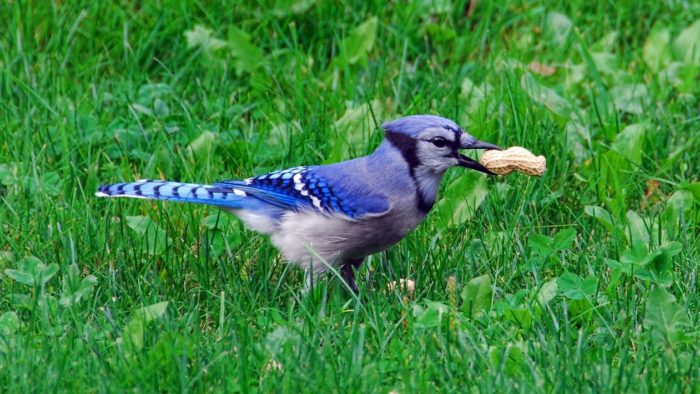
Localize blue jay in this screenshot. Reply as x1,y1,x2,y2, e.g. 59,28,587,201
96,115,500,292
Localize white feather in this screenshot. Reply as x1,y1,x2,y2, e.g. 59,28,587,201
233,210,278,234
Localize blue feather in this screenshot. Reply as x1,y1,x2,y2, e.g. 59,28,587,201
214,165,390,218
216,180,310,210
96,180,245,208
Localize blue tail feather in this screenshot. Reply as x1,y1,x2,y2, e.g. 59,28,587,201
95,180,245,208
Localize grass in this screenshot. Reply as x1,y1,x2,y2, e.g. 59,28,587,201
1,0,699,392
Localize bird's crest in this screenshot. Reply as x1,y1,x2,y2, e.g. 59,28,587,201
381,115,462,138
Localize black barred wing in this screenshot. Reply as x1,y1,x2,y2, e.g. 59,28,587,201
214,166,388,219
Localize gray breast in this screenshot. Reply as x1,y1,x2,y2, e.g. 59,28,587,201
270,200,426,272
268,140,432,272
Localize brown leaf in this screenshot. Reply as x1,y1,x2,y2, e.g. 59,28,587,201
641,179,661,209
466,0,478,17
645,180,660,199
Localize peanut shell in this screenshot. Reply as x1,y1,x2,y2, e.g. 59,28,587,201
480,146,546,176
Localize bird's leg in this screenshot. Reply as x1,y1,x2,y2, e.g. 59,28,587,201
340,258,365,294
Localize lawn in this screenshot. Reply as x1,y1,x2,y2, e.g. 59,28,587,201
1,0,699,392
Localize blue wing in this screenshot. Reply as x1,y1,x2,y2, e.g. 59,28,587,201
215,166,390,219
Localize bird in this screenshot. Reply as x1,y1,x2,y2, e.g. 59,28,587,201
96,115,500,293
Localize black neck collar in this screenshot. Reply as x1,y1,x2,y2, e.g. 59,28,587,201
384,131,434,213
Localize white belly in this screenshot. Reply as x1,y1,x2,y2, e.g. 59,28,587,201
268,210,424,273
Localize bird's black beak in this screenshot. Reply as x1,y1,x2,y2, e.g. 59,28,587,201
457,139,501,175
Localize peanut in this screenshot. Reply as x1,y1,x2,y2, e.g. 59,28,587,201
387,278,415,297
479,146,546,176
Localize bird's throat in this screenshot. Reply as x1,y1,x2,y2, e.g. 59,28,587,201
413,165,443,213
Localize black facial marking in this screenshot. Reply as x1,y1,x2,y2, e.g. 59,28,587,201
385,131,419,169
417,197,435,212
386,130,434,213
443,125,462,150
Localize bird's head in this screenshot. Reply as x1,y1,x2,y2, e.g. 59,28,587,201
381,115,500,175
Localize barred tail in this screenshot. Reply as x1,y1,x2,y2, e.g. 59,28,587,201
95,180,246,208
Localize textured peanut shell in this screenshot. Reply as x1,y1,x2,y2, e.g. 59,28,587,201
387,279,415,296
480,147,546,176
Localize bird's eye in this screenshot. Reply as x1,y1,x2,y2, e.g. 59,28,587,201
431,137,448,148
